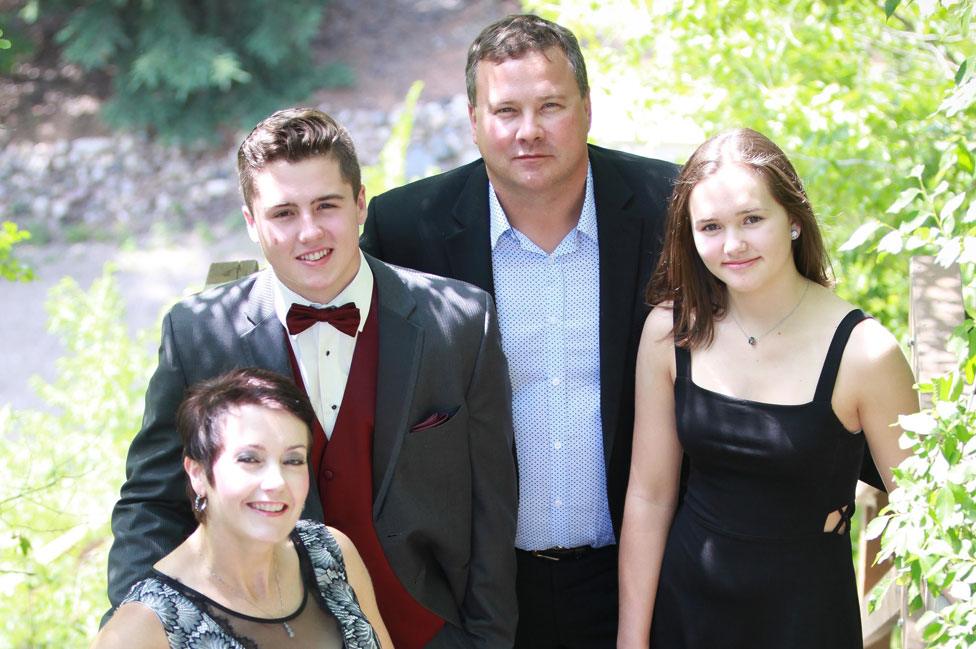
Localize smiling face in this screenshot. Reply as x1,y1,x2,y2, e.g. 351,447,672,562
243,154,366,305
468,47,591,199
689,163,799,294
186,404,309,545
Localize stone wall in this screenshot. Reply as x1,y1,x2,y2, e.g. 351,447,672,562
1,96,480,241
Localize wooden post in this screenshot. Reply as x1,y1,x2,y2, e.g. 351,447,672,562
858,256,964,648
901,257,965,648
205,260,260,289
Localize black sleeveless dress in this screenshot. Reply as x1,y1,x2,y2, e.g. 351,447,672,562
650,310,868,649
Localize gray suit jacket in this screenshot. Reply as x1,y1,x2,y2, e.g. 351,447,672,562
107,254,518,648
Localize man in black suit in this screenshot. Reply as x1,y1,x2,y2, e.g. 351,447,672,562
361,14,678,649
107,108,518,648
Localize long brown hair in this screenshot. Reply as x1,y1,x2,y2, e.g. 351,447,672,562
645,128,832,349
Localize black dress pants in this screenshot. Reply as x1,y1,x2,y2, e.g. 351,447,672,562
514,545,618,649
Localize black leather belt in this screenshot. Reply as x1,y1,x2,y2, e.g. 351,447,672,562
524,545,596,561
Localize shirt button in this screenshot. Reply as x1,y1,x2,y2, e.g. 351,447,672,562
550,377,561,386
554,440,562,450
324,470,334,480
325,350,331,356
554,498,563,508
331,404,337,410
547,316,558,325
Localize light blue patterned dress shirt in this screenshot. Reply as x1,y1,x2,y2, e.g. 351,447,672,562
489,165,615,551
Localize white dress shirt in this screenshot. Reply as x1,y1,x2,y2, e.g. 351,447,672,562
489,164,615,551
271,251,373,438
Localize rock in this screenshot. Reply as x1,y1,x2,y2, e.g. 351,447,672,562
2,100,481,241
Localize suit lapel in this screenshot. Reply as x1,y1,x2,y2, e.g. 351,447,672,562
240,270,292,377
366,255,424,519
240,270,324,521
591,147,644,466
443,162,494,295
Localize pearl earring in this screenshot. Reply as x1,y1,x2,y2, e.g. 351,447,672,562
790,229,800,241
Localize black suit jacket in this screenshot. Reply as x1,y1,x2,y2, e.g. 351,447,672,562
362,144,679,536
107,255,518,648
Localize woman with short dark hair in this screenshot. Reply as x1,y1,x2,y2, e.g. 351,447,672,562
93,368,392,649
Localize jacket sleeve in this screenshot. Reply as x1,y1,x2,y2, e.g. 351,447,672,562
105,310,196,614
455,293,519,647
360,197,384,259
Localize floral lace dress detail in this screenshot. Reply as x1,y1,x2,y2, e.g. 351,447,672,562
119,520,379,648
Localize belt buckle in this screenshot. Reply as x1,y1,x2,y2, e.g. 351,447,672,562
531,548,563,562
531,545,587,561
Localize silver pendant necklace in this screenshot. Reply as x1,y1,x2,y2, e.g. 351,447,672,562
728,281,810,346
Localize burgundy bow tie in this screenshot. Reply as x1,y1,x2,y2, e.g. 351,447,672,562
286,302,361,337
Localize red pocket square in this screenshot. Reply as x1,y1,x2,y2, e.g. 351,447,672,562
410,411,450,432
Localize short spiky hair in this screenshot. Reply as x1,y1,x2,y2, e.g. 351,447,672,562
645,128,832,349
237,107,361,210
178,367,315,522
465,14,589,105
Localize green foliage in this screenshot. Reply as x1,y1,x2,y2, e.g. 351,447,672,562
361,80,427,198
0,266,154,647
0,18,34,75
866,376,976,648
525,0,969,336
32,0,352,142
863,3,976,644
0,221,35,282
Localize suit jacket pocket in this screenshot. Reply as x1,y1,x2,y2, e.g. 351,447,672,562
409,405,462,433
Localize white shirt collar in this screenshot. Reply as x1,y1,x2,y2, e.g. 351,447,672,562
271,250,373,333
488,162,596,249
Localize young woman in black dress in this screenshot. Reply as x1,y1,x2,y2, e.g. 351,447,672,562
617,128,918,649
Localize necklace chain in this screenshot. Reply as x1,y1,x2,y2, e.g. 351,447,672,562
206,549,295,639
728,281,810,346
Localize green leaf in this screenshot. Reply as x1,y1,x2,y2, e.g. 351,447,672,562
884,0,902,19
955,58,969,86
935,487,957,522
958,143,975,173
941,193,967,221
899,412,938,435
888,187,922,214
964,202,976,224
878,229,904,254
935,237,961,267
865,513,891,540
839,220,882,251
918,610,945,642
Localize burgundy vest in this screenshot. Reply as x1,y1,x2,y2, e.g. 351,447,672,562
286,290,444,648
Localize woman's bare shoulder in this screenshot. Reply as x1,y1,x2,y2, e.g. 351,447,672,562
643,302,676,340
90,602,168,649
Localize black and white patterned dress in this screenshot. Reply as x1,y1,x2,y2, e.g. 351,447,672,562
118,520,379,648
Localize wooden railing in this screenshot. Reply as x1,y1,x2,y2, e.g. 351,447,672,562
857,255,968,648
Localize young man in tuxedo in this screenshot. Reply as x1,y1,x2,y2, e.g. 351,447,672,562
361,14,680,649
107,108,518,649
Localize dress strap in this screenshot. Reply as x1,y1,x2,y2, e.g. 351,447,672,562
674,344,692,379
813,309,868,403
672,309,692,379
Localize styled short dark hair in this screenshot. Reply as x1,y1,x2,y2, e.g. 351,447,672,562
645,127,832,349
237,107,361,211
177,368,316,522
465,14,589,105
